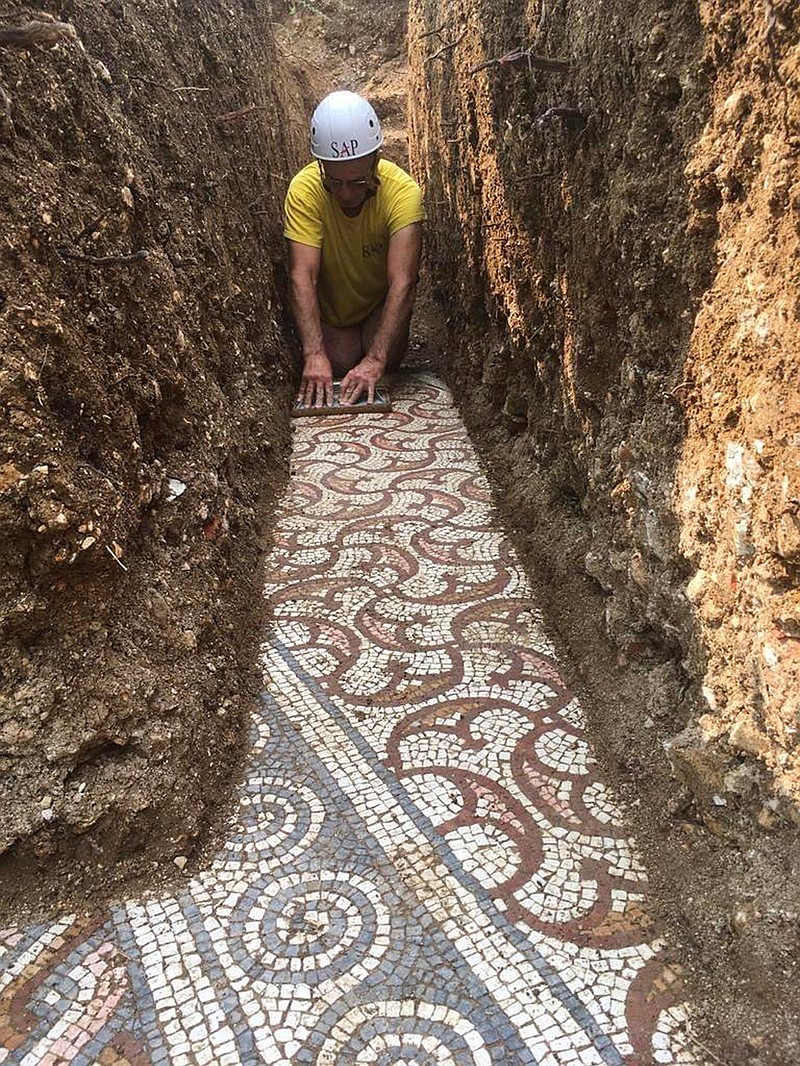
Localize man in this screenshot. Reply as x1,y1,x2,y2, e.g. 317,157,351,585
284,90,426,407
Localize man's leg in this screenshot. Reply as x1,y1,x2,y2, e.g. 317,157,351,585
322,302,410,377
321,321,363,376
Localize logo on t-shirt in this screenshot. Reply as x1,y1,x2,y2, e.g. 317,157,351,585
362,241,384,258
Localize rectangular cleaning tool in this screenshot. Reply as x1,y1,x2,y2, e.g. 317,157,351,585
291,381,391,417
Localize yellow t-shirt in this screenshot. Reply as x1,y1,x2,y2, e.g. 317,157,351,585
283,159,426,328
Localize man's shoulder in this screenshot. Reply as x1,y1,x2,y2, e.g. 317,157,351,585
284,162,325,245
287,162,322,197
377,158,419,188
375,159,425,229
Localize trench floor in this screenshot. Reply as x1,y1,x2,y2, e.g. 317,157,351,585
1,375,701,1065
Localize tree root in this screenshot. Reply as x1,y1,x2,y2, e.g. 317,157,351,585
129,75,211,94
536,106,587,128
0,81,12,140
216,103,270,124
425,31,466,64
56,246,150,267
0,17,77,49
471,48,572,75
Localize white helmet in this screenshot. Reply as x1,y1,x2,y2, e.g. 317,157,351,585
310,91,384,162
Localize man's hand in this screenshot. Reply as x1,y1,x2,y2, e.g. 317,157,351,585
298,351,334,407
340,356,384,405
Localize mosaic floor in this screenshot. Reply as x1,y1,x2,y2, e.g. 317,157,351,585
1,374,701,1065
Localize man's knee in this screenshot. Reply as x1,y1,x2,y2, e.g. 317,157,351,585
322,321,363,374
328,348,362,375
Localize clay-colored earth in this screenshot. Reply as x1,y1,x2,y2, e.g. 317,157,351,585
1,0,798,1061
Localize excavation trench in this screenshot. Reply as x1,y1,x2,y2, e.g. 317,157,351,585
0,0,798,1062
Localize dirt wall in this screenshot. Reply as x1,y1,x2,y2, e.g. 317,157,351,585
411,0,799,811
673,2,799,819
0,0,299,911
408,0,798,1059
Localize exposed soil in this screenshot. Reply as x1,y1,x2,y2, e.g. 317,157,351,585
2,0,799,1063
408,0,799,1061
0,0,300,915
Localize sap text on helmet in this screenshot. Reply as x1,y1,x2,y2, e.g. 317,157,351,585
328,139,362,159
310,91,384,162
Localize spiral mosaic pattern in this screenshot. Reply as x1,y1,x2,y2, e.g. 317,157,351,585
316,1001,491,1065
233,871,389,986
214,777,326,873
0,373,699,1066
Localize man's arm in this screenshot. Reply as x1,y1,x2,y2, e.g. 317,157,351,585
287,239,334,407
340,222,423,405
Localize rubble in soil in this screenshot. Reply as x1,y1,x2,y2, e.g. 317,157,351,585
3,0,799,1061
408,0,799,1060
0,0,301,914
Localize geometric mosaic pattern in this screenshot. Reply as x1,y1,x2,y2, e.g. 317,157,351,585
0,374,699,1064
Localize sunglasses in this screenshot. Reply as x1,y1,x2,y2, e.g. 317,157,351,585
318,159,378,191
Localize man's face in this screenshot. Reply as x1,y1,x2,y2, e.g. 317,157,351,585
320,155,377,216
